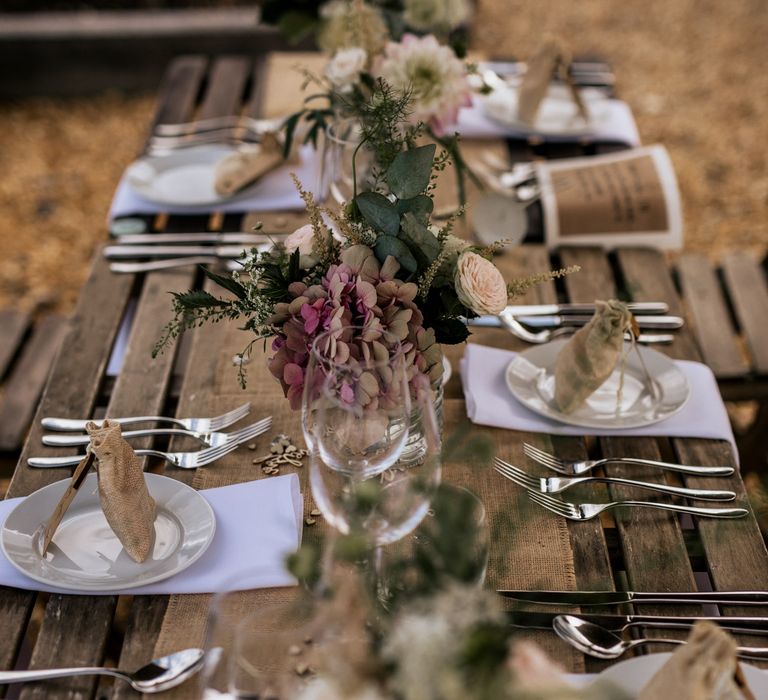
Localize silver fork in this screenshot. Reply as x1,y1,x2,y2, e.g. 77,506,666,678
41,402,251,433
42,418,271,448
28,417,271,469
154,115,283,137
494,458,735,501
499,313,674,345
523,443,735,477
524,489,748,521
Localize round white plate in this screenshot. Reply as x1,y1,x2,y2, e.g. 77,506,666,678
481,83,611,135
593,652,768,697
1,473,215,592
125,143,263,206
505,339,690,429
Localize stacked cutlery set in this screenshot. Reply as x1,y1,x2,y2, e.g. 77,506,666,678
469,301,684,345
28,403,271,469
104,232,273,274
500,590,768,660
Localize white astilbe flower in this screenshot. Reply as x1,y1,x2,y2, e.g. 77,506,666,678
376,33,471,134
404,0,470,33
383,586,505,700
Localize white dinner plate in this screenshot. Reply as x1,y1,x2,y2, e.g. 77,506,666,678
592,652,768,697
125,143,264,206
1,473,215,592
481,82,612,135
505,339,690,430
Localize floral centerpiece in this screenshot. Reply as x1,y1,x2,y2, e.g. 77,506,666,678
155,81,573,416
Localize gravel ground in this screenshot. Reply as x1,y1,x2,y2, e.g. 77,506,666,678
0,0,766,314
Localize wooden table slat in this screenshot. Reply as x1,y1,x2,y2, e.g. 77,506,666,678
0,309,30,379
196,55,251,120
148,55,207,134
721,251,768,375
676,252,748,378
614,248,702,362
0,314,68,451
17,266,194,700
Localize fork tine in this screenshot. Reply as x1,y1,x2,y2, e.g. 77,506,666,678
226,416,272,440
493,459,539,488
527,492,570,516
493,464,537,489
522,442,559,463
228,418,272,444
527,489,573,513
523,444,570,473
209,402,252,430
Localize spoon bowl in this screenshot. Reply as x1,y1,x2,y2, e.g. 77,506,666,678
0,648,205,693
553,614,768,661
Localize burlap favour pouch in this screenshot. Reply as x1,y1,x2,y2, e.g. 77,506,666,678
553,300,634,414
85,419,157,563
638,622,756,700
516,36,589,126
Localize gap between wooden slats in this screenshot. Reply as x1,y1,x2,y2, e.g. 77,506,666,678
0,310,30,380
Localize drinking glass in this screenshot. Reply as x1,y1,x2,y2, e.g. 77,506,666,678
201,581,318,699
318,118,378,204
305,326,442,546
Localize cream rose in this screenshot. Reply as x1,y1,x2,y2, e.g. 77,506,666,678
285,224,319,269
325,47,367,93
454,251,507,315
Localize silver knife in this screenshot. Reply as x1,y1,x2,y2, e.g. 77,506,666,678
498,590,768,605
103,244,269,260
516,315,685,330
112,233,274,245
469,302,669,326
507,610,768,634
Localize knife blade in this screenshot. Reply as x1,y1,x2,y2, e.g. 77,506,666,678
41,451,95,554
516,314,685,330
498,590,768,606
112,233,275,245
468,302,669,326
103,244,269,260
506,610,768,633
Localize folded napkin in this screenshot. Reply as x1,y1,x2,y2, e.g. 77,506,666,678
455,94,641,146
460,343,738,461
0,474,303,595
108,145,319,222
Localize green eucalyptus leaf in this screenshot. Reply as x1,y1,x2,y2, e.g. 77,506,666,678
396,194,434,221
202,268,248,300
386,143,436,199
430,317,471,345
399,211,440,265
374,236,418,273
355,191,400,236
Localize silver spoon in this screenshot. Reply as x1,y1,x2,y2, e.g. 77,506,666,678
0,648,205,693
553,615,768,660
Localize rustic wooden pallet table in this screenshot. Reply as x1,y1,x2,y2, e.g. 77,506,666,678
1,54,767,700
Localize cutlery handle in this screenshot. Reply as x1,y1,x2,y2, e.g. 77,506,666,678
0,667,122,685
29,450,154,468
110,257,216,273
615,501,747,519
626,638,768,659
42,416,182,431
574,477,734,501
606,458,734,476
42,429,196,446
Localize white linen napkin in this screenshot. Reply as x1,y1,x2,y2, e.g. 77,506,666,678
0,474,303,595
455,95,641,146
460,343,738,460
108,145,319,222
